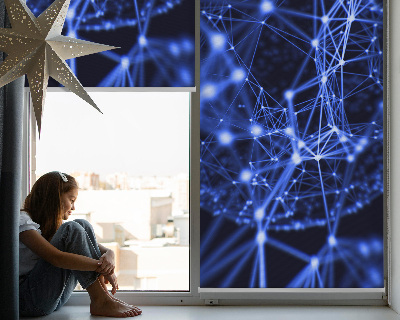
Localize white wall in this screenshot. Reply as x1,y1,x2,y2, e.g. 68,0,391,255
389,0,400,313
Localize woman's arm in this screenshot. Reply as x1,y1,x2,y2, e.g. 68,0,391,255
98,244,119,293
20,230,102,272
97,243,115,275
98,243,112,256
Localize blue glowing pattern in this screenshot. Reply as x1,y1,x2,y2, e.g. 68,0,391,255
200,0,384,288
26,0,195,87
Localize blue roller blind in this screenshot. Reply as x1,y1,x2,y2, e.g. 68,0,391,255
26,0,195,87
200,0,384,288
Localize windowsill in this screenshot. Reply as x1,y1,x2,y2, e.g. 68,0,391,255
67,289,388,307
66,289,388,307
20,305,400,320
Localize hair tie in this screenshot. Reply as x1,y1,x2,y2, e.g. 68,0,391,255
58,172,68,182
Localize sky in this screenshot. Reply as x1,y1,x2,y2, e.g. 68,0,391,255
36,91,190,177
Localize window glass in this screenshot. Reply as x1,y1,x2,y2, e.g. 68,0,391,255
34,91,190,291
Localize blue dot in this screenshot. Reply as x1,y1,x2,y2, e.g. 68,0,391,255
260,0,274,13
240,169,253,182
219,131,234,145
211,33,226,50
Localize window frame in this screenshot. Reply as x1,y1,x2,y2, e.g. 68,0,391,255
22,87,199,306
20,0,390,306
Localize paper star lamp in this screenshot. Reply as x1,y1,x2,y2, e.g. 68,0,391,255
0,0,117,134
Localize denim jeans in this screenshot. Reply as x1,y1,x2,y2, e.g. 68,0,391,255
19,219,101,317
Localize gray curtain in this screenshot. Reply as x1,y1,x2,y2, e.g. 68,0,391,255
0,0,25,318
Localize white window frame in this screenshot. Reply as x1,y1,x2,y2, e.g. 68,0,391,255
20,0,390,306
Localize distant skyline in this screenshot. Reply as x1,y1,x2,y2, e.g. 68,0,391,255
36,91,190,176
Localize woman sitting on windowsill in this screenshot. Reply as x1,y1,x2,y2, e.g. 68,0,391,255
19,171,142,318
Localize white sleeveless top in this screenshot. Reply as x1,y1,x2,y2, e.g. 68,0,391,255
19,212,41,276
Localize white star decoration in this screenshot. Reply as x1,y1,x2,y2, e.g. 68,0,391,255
0,0,116,134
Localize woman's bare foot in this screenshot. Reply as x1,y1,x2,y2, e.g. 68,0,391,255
87,278,141,317
98,276,142,315
90,295,140,318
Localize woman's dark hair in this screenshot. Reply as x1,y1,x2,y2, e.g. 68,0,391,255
22,171,78,241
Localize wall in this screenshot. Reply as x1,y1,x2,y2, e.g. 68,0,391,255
390,0,400,313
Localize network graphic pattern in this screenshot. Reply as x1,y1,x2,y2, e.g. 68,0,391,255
200,0,383,288
26,0,195,87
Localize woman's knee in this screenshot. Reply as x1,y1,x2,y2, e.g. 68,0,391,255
52,221,100,258
73,219,96,235
73,219,92,230
58,220,86,236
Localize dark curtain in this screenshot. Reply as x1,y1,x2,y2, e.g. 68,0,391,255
0,0,25,318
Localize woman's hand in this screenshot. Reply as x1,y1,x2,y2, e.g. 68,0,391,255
96,250,115,276
104,273,119,295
